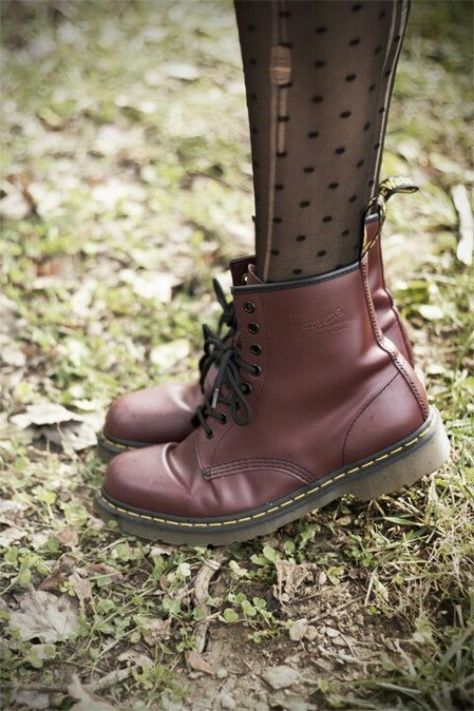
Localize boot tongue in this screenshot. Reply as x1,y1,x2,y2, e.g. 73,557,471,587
244,264,263,285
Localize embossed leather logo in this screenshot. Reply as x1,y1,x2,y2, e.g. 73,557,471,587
289,307,348,336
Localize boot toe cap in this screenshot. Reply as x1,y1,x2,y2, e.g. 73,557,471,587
103,383,201,446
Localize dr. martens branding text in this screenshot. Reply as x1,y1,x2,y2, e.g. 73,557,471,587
289,307,348,340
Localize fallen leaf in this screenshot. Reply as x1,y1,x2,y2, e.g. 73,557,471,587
42,420,97,451
163,62,200,81
142,616,172,645
288,618,308,642
70,572,93,608
418,304,444,321
8,590,79,643
185,650,214,675
150,339,190,370
68,675,118,711
0,191,33,220
13,690,49,710
10,403,80,429
56,526,79,549
262,664,300,690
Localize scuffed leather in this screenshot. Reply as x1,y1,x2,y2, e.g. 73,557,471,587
104,258,428,518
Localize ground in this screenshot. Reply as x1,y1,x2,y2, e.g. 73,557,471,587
1,1,473,710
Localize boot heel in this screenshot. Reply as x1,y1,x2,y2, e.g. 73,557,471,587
343,409,450,501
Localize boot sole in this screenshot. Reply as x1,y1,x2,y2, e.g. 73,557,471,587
95,407,449,546
97,432,148,461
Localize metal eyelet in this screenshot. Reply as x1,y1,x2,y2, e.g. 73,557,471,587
241,383,252,395
244,301,256,313
252,365,262,376
205,428,214,439
219,413,227,425
247,322,259,335
250,344,262,355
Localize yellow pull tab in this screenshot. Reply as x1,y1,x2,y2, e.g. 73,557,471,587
379,176,419,202
362,177,419,255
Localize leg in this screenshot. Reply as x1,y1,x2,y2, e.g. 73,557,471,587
234,0,411,281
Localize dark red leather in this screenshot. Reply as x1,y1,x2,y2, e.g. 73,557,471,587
366,218,415,365
102,257,256,445
103,232,414,448
104,257,429,518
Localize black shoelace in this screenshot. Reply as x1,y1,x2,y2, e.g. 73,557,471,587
197,278,236,392
195,328,256,438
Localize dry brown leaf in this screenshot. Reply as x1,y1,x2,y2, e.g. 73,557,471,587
70,572,93,608
185,650,214,675
9,590,79,643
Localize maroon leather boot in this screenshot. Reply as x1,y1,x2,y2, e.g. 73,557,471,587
96,255,449,545
99,181,415,458
98,255,251,458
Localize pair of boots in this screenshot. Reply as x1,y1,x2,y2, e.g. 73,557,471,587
95,180,449,545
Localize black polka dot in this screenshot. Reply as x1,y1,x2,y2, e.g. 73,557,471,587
379,107,385,114
276,151,287,157
384,69,391,78
335,147,345,155
374,142,380,149
273,217,282,224
279,10,291,17
349,38,360,47
314,60,326,68
278,115,290,122
312,95,323,103
249,58,257,66
303,167,315,173
356,159,364,168
300,200,310,207
394,34,402,42
368,179,375,187
280,81,293,89
280,42,293,49
251,126,258,134
322,216,332,223
274,184,284,190
293,268,302,275
315,26,327,34
296,235,306,241
308,131,319,138
341,229,350,236
352,3,362,10
346,74,357,82
363,122,371,131
317,250,326,257
369,83,376,92
374,46,382,55
271,249,280,256
340,111,352,118
348,195,357,202
379,10,386,19
328,182,339,189
247,24,256,31
249,92,257,100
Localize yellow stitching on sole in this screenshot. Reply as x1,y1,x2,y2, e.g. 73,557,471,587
99,420,432,530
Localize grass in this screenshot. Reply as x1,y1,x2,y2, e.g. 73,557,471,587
1,1,473,709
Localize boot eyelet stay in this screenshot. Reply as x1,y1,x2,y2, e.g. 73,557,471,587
250,344,262,355
248,322,260,334
241,383,252,394
252,365,262,376
244,302,256,313
205,428,214,439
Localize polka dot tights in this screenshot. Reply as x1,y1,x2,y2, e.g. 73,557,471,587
234,0,411,281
